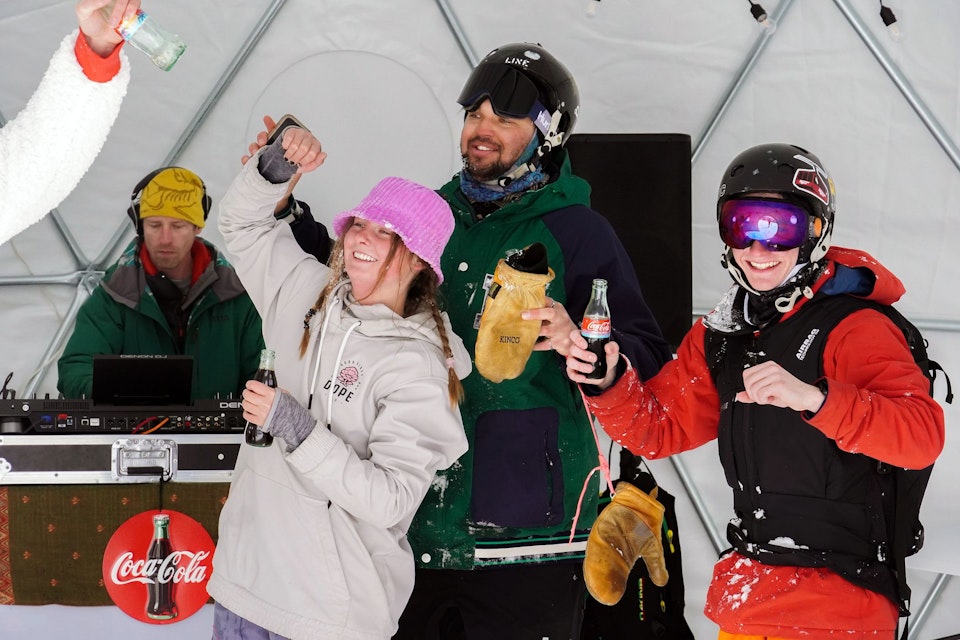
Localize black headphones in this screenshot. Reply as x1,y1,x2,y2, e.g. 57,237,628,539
126,166,212,235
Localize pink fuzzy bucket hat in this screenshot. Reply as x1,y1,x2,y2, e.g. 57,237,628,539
332,177,454,283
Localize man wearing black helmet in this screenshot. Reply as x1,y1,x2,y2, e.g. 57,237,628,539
565,143,945,639
395,43,671,639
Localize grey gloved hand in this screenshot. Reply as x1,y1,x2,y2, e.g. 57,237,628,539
263,390,317,450
257,139,299,184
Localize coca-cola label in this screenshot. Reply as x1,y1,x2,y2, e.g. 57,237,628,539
581,316,611,339
102,510,215,624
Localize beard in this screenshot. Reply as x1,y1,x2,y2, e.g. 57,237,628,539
461,136,518,182
462,155,513,182
149,251,191,276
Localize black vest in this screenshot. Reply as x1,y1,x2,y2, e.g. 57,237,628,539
705,293,899,605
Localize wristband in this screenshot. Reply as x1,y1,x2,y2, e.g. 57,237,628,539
274,196,303,224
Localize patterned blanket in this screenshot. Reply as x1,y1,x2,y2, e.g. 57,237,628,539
0,483,228,605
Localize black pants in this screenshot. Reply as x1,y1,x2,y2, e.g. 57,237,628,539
394,562,586,640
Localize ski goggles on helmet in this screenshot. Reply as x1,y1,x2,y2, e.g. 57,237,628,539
719,198,811,251
457,64,552,135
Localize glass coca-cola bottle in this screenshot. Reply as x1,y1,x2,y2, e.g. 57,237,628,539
580,278,611,380
145,513,177,620
245,349,277,447
100,1,187,71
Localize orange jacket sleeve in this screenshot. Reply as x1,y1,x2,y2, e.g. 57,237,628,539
74,30,123,82
809,308,944,469
584,308,944,470
584,320,721,459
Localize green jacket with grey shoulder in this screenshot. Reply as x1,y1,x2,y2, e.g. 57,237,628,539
57,237,264,401
406,150,671,570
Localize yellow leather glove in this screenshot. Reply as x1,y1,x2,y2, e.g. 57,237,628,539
584,481,669,605
475,254,554,383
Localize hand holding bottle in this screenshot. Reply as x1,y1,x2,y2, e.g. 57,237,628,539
243,349,278,446
98,0,186,71
242,381,317,451
241,379,278,439
76,0,140,57
580,278,612,379
566,327,621,390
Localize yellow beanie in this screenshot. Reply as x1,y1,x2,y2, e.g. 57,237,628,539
138,167,207,228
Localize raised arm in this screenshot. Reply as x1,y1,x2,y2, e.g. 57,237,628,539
0,1,139,244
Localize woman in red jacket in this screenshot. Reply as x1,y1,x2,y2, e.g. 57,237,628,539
566,143,944,640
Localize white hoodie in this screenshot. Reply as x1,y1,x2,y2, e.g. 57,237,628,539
209,157,469,639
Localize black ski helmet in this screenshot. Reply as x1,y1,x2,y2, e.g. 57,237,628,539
717,143,836,265
717,144,837,311
457,42,579,155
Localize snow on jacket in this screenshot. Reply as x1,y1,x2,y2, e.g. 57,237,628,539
583,246,945,640
406,149,672,571
57,236,263,400
0,30,128,245
210,158,469,640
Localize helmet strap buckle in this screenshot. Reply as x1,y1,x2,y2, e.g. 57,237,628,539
536,110,566,157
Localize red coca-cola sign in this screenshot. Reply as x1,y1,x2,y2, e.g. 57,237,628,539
102,509,215,624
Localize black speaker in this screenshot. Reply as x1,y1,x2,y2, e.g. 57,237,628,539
565,133,692,351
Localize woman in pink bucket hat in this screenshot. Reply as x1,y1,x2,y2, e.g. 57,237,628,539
210,118,469,640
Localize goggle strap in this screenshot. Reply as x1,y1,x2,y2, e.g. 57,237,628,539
530,102,552,136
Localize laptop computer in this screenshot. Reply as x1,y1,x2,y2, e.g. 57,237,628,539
91,355,193,406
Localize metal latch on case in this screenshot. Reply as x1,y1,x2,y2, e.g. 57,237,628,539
111,438,178,481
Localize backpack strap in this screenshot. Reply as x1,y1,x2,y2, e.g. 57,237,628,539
927,357,953,404
868,304,953,405
859,303,946,622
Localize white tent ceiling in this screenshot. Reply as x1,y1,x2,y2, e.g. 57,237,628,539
1,0,958,637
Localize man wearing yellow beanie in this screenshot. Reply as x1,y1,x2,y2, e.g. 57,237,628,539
139,166,208,224
135,167,209,276
56,166,266,401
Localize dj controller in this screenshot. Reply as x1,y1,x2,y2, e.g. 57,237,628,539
0,398,247,484
0,397,244,434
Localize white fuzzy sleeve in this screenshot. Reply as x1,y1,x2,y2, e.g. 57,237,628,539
0,30,130,245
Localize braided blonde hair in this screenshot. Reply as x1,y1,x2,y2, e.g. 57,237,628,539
299,226,463,407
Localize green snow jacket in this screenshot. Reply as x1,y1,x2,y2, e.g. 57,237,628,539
57,238,264,401
407,150,671,570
